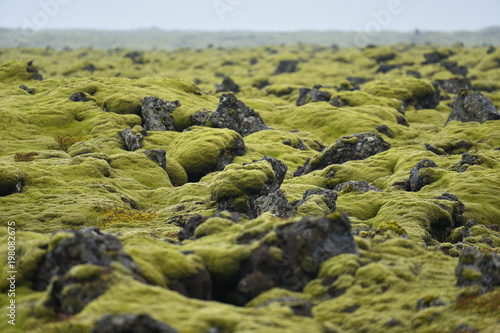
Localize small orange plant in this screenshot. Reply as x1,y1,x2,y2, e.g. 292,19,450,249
14,152,39,162
92,203,156,229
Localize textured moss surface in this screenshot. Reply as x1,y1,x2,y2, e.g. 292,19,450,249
0,44,499,333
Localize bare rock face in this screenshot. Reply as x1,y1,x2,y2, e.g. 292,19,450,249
295,188,338,213
296,85,331,106
119,128,143,151
213,156,293,219
216,76,240,93
274,60,298,75
69,91,88,102
456,247,500,292
334,181,382,194
34,227,143,291
409,158,438,192
141,96,180,131
220,214,358,305
295,132,391,176
445,91,500,126
436,78,472,94
208,93,270,137
90,314,179,333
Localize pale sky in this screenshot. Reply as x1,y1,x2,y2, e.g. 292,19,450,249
0,0,498,32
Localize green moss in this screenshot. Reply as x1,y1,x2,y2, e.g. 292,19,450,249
194,217,234,238
318,254,360,279
363,77,436,104
101,93,142,115
354,262,399,287
168,126,243,181
109,152,173,189
165,156,188,187
67,264,104,281
210,160,275,201
0,60,34,83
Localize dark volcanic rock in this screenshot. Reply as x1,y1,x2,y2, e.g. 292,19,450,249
296,85,331,106
69,91,88,102
253,189,295,218
90,314,179,333
423,51,449,64
215,156,291,219
124,51,146,65
0,166,24,196
407,70,422,78
34,227,143,291
216,76,240,93
376,63,402,74
178,215,207,241
425,143,445,155
346,77,368,85
415,81,440,110
215,136,246,171
43,265,112,316
334,181,382,193
442,62,468,76
437,78,472,94
223,214,358,305
376,124,392,138
274,60,298,75
455,247,500,292
455,151,482,172
144,149,167,170
191,110,209,126
295,132,391,176
416,296,446,311
26,60,43,81
141,96,181,131
19,84,35,94
409,158,438,192
296,188,338,213
431,193,465,240
445,91,500,126
433,193,465,224
208,93,270,137
119,128,143,151
84,64,96,73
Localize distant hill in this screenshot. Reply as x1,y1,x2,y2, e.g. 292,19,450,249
0,27,499,49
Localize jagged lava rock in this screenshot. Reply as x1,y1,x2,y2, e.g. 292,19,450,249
34,227,143,291
274,60,298,75
90,314,179,333
456,247,500,292
119,128,143,151
296,85,331,106
208,93,270,137
69,91,88,102
231,214,358,304
334,181,382,193
212,156,292,218
445,90,500,125
216,76,240,93
436,78,472,94
295,188,338,213
295,132,391,176
409,158,438,192
141,96,180,131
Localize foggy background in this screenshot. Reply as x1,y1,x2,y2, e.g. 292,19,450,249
1,0,499,32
